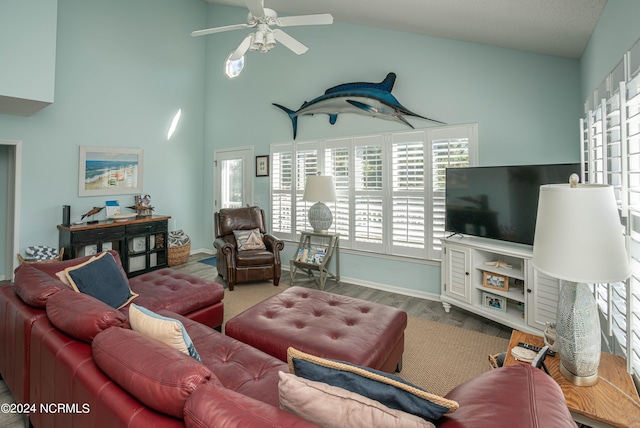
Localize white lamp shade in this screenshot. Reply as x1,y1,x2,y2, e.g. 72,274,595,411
532,183,630,283
303,175,337,202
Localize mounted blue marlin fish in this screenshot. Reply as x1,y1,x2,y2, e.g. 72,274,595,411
273,72,445,139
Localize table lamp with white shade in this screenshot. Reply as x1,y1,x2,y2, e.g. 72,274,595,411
532,173,630,386
303,173,337,234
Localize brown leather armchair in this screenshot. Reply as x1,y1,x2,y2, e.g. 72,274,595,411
214,206,284,291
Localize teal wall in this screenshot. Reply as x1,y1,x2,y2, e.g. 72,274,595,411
0,146,7,279
0,0,207,262
0,0,57,104
202,5,582,296
580,0,640,101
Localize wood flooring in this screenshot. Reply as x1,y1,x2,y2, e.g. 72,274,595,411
0,252,512,428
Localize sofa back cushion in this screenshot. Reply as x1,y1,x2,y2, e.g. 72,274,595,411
439,363,576,427
13,263,66,308
216,206,266,237
46,288,129,342
26,250,127,278
12,250,128,309
92,327,213,418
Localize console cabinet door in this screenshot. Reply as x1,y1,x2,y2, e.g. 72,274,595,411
526,263,560,331
442,244,472,304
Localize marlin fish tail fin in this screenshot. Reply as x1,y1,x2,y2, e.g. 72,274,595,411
273,103,299,139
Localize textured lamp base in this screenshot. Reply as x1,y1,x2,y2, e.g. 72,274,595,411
556,281,601,387
308,202,332,233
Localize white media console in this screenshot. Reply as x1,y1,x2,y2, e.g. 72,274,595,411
441,235,560,334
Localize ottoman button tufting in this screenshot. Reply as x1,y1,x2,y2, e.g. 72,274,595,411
225,286,407,373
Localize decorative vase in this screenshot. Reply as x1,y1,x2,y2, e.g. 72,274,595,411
556,281,601,386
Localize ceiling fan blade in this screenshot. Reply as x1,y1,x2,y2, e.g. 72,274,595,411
277,13,334,27
229,34,254,61
191,23,249,37
244,0,266,18
272,29,308,55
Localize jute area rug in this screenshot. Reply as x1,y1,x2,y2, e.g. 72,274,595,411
222,282,508,396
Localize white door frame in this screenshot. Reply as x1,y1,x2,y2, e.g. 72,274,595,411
213,146,254,237
1,140,22,281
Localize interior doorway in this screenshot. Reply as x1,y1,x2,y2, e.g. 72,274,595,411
0,140,21,281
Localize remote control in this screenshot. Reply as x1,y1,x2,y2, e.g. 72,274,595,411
517,342,555,356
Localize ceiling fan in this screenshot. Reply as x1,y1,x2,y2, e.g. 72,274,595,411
191,0,334,65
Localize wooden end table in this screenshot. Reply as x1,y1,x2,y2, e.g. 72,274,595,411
505,330,640,428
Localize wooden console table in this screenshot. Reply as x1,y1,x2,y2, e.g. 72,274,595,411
58,215,171,277
505,330,640,428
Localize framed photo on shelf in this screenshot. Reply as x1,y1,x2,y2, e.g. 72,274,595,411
256,155,269,177
483,271,509,291
482,292,507,312
78,146,144,197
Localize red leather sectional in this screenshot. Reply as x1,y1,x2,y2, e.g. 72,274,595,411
0,251,223,406
0,251,578,427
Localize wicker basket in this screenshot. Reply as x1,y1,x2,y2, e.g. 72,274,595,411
18,248,65,265
168,242,190,266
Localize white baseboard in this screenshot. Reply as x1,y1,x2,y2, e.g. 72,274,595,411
282,265,440,303
192,248,215,256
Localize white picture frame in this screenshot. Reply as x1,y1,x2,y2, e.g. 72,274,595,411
79,146,144,197
482,292,507,313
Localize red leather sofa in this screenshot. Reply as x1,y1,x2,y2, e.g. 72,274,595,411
0,251,224,406
0,252,577,427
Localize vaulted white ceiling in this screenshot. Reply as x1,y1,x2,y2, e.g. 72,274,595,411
204,0,607,59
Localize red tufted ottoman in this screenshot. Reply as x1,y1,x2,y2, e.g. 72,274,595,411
127,268,225,330
225,286,407,373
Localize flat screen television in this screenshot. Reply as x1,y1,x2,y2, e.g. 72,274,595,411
445,163,581,245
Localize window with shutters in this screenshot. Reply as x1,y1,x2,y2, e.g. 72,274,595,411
270,123,477,260
580,36,640,382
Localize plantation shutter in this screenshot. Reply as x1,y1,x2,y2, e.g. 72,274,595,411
625,45,640,378
629,211,640,378
324,139,351,244
430,125,476,260
295,143,319,234
391,131,426,258
271,144,294,241
353,135,384,253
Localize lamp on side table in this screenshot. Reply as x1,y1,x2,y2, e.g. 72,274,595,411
303,173,337,234
532,173,630,386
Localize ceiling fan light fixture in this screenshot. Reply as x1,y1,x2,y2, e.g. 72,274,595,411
265,31,276,50
253,29,264,47
225,52,245,79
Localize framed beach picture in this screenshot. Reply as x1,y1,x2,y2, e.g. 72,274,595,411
78,146,144,197
482,271,509,291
